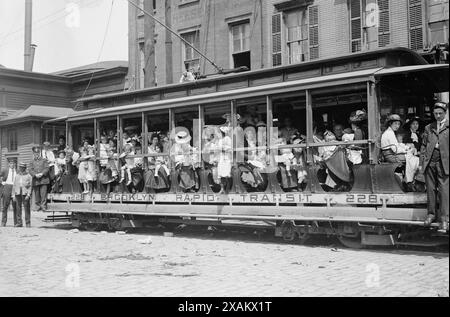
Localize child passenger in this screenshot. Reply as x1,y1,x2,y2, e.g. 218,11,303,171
120,144,135,186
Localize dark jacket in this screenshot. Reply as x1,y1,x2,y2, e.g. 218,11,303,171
0,168,15,182
403,130,422,152
420,120,449,175
29,158,50,186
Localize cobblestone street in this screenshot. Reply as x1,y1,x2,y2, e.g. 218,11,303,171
0,212,448,297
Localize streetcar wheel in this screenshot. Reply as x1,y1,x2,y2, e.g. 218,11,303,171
281,221,296,242
338,235,365,249
296,231,310,245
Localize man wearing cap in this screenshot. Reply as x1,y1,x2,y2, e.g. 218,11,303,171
29,146,50,212
12,162,32,227
0,158,18,226
421,102,449,232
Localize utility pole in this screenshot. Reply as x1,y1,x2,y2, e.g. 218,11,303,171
143,0,156,87
24,0,33,71
165,0,173,84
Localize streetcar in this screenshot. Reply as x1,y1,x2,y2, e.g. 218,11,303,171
45,47,449,248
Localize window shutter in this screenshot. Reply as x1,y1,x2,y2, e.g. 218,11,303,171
308,5,319,60
409,0,423,50
378,0,390,47
272,13,282,66
350,0,362,52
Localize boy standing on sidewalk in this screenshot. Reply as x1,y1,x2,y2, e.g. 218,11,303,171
12,162,33,227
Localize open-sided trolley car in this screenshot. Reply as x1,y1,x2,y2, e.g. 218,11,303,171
45,48,449,248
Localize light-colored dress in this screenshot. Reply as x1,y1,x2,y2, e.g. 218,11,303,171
218,136,232,178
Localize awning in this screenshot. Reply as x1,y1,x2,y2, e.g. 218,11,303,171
66,67,381,122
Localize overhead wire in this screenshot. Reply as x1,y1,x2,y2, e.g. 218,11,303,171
0,0,102,47
81,0,115,99
127,0,223,73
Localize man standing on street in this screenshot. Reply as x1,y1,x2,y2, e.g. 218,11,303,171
421,102,449,233
0,158,18,226
12,162,33,228
29,146,50,212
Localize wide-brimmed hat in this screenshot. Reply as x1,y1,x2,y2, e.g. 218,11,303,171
222,113,242,123
6,157,16,163
43,141,51,147
403,116,422,129
434,101,448,112
175,130,192,144
386,114,402,125
349,109,367,123
256,121,266,128
18,162,27,168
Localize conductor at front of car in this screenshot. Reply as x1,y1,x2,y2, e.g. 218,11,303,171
421,102,449,233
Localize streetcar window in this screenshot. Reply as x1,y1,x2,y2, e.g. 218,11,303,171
272,93,307,191
145,110,171,193
71,121,95,149
236,97,268,192
173,107,199,147
202,103,233,193
98,118,118,150
311,86,368,192
122,117,142,150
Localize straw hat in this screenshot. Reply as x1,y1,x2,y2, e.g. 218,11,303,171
18,162,27,169
349,109,367,123
386,114,402,125
434,101,448,112
175,130,192,144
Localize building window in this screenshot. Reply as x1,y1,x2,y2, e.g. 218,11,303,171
378,0,390,47
181,31,200,72
230,22,251,69
350,0,362,52
272,14,283,66
409,0,424,50
286,10,309,63
8,129,18,152
41,126,66,145
309,6,319,60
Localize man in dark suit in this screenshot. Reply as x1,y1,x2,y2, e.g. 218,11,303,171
29,146,50,212
1,158,18,226
421,102,449,233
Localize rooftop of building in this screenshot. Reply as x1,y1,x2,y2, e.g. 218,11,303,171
52,60,128,77
0,105,76,127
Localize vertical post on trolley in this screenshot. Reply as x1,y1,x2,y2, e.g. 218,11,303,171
66,121,72,149
305,89,314,164
367,80,378,164
94,118,99,192
117,115,122,155
305,89,317,192
143,112,148,170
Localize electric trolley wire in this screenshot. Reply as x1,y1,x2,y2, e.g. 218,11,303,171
127,0,223,74
0,0,101,47
81,0,115,99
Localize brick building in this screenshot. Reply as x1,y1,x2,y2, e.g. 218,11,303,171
128,0,449,89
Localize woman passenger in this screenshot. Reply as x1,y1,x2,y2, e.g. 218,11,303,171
217,126,233,194
145,135,170,192
403,116,422,152
381,114,420,191
171,130,198,192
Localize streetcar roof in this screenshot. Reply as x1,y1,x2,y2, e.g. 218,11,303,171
65,67,381,122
